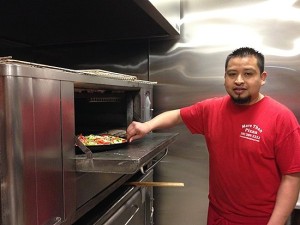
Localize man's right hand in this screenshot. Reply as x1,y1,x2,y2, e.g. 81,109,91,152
126,121,152,143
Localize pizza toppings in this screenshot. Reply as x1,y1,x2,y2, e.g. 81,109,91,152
78,134,127,146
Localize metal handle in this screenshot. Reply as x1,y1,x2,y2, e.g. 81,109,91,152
124,205,140,225
150,206,154,225
140,148,168,174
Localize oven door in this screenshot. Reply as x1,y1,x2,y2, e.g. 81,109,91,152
74,169,154,225
102,190,146,225
100,170,153,225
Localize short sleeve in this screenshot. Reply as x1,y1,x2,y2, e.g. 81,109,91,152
180,103,204,134
180,98,220,135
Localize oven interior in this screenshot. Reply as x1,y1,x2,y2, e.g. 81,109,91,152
74,88,138,136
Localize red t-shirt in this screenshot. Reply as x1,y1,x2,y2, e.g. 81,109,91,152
180,95,300,223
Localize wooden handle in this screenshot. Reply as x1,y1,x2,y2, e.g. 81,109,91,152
125,182,184,187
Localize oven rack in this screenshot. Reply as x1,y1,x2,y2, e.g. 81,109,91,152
78,69,137,81
79,70,157,84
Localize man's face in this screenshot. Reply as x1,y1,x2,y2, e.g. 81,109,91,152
224,56,267,105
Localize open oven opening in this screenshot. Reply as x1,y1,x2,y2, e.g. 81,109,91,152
74,88,135,135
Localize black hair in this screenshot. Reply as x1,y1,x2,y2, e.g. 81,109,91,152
225,47,265,74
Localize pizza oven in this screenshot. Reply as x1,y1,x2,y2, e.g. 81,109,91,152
0,58,178,225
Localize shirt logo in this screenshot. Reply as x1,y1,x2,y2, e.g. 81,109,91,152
240,124,262,142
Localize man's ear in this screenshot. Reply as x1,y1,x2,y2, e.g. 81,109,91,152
261,71,267,86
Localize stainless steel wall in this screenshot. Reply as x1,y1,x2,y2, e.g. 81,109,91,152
149,1,300,224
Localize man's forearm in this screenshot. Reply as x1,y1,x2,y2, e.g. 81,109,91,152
267,173,300,225
145,109,182,131
127,109,182,142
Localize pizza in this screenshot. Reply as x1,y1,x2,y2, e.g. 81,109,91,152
78,134,127,146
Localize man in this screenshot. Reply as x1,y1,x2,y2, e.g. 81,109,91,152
127,47,300,225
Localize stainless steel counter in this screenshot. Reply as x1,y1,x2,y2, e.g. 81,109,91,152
75,133,178,174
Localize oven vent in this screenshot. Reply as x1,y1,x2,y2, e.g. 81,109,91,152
89,97,121,103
